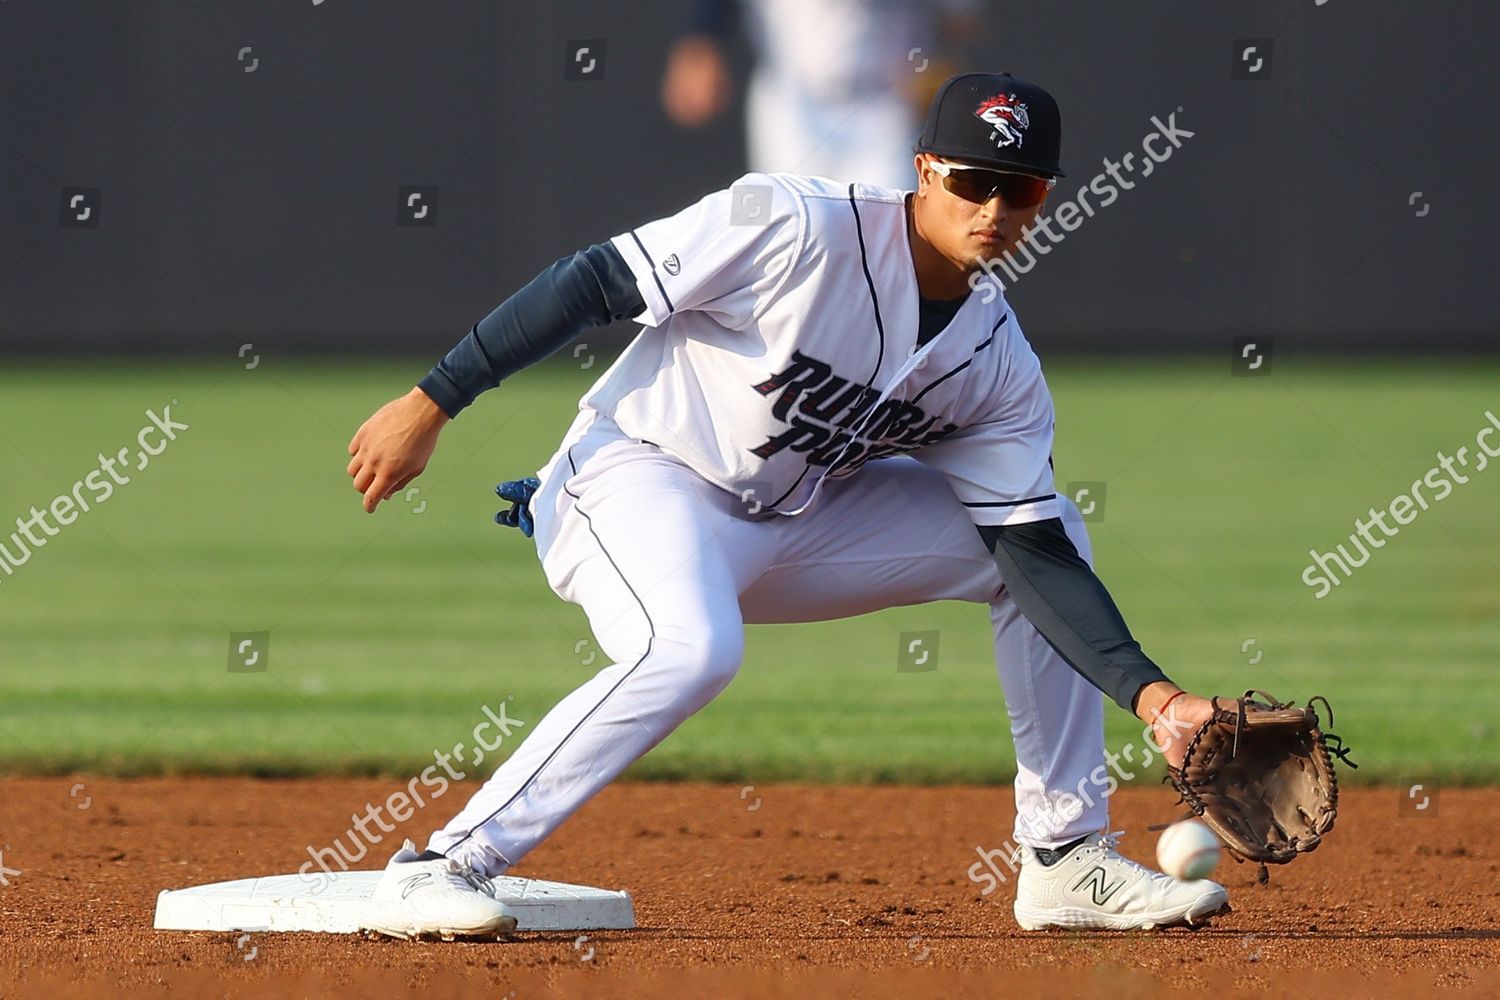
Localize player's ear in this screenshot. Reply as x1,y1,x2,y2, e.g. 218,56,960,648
913,154,929,195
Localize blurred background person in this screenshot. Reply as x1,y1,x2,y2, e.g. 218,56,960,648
662,0,981,190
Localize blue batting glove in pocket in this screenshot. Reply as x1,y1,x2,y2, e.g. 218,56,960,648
494,476,541,537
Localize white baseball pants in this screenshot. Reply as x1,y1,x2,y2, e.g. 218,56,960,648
429,412,1107,875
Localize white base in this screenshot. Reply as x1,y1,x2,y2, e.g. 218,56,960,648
154,871,635,934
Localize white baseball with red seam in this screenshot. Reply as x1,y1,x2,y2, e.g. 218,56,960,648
1155,820,1220,880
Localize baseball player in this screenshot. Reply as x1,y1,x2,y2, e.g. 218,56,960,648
347,73,1230,939
662,0,982,189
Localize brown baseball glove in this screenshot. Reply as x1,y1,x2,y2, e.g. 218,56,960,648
1167,690,1355,882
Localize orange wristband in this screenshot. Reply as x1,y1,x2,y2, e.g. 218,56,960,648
1155,690,1188,721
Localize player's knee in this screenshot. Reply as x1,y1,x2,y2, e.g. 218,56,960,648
658,626,744,697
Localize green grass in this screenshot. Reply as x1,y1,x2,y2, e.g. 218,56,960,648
0,355,1496,784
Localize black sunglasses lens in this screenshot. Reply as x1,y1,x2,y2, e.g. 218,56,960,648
942,171,993,204
941,169,1048,208
998,174,1049,208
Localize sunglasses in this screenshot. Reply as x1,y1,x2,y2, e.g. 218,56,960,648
928,158,1056,209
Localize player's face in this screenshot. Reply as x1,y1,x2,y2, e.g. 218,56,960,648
916,156,1049,269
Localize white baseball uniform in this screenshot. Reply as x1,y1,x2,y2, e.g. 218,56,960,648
738,0,977,189
428,172,1108,874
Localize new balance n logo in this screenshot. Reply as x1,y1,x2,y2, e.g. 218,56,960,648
1071,866,1126,906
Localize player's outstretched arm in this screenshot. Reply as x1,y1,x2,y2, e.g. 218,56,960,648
979,518,1216,769
415,244,644,421
345,242,645,513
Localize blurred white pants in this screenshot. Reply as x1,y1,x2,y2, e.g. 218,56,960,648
429,412,1107,874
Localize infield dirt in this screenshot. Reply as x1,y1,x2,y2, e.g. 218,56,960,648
0,779,1495,997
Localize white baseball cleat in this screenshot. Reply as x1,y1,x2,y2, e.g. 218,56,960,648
1012,830,1230,931
359,839,518,941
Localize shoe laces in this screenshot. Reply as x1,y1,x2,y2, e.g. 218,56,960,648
1067,828,1126,858
440,859,497,899
1081,830,1155,872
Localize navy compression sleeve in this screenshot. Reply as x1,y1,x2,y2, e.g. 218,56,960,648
417,242,645,418
978,519,1169,712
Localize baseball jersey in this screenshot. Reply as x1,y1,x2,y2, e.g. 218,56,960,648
740,0,977,101
587,171,1061,528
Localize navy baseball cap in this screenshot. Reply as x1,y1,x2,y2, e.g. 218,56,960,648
915,73,1065,179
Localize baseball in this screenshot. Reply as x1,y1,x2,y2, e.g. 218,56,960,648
1156,820,1220,880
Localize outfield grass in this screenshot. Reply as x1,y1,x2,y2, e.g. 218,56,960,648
0,355,1495,783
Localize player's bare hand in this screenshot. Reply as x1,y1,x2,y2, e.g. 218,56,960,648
662,36,731,127
346,387,449,514
1136,682,1216,770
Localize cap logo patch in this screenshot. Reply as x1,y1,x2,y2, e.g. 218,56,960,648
974,93,1030,150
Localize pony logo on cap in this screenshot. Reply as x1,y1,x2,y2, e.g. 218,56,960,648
974,93,1030,150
